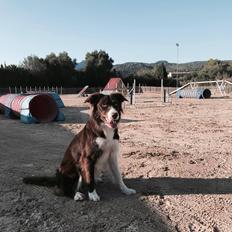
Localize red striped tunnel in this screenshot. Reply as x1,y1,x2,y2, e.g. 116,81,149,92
0,94,58,123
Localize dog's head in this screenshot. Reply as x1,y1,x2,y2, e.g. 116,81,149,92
85,93,127,129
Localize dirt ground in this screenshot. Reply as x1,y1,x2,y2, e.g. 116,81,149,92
1,92,232,232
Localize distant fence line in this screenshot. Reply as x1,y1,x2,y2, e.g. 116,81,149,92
140,86,176,93
0,86,177,95
0,86,101,95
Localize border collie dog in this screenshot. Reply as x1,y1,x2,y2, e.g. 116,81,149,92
56,92,136,201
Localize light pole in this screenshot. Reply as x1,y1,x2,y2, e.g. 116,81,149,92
176,43,179,89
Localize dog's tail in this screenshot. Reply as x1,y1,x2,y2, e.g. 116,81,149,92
23,169,61,186
22,170,78,197
22,176,57,187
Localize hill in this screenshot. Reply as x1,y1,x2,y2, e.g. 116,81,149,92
113,61,207,77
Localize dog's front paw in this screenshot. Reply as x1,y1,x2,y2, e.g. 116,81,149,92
122,187,136,195
74,192,85,201
88,190,100,201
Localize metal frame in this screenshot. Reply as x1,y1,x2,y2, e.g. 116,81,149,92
169,80,232,96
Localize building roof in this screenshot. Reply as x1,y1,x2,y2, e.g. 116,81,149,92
103,78,122,90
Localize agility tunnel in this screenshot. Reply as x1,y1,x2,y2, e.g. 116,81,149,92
177,88,211,99
0,93,65,123
48,92,65,108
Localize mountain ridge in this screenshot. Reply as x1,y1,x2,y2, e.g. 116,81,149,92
76,59,232,78
113,60,208,77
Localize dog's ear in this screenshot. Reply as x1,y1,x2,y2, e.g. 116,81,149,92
110,93,128,103
85,93,105,106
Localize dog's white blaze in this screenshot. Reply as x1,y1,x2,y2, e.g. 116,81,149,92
107,107,119,121
88,189,100,201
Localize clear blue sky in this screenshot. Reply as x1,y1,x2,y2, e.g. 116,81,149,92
0,0,231,65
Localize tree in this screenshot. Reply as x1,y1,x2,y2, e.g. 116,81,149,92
21,55,46,74
20,52,76,86
207,58,220,66
154,63,167,79
199,59,228,80
85,50,114,87
44,52,76,86
45,53,58,66
20,56,47,85
0,64,32,87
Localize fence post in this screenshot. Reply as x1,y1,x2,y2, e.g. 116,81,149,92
130,92,133,105
163,89,166,103
161,78,163,102
133,79,136,104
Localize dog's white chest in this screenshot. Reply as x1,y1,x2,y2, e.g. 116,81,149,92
95,125,115,150
95,126,118,174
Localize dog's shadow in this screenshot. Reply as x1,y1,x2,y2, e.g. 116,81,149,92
123,177,232,196
25,175,223,199
92,176,232,202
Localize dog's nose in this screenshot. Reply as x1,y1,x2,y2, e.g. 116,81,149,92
112,112,119,120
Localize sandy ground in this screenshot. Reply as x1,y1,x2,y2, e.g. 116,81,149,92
1,92,232,232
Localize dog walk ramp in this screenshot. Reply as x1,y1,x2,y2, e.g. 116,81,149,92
77,85,89,97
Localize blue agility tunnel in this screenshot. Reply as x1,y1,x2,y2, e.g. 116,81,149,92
177,88,211,99
48,92,65,108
